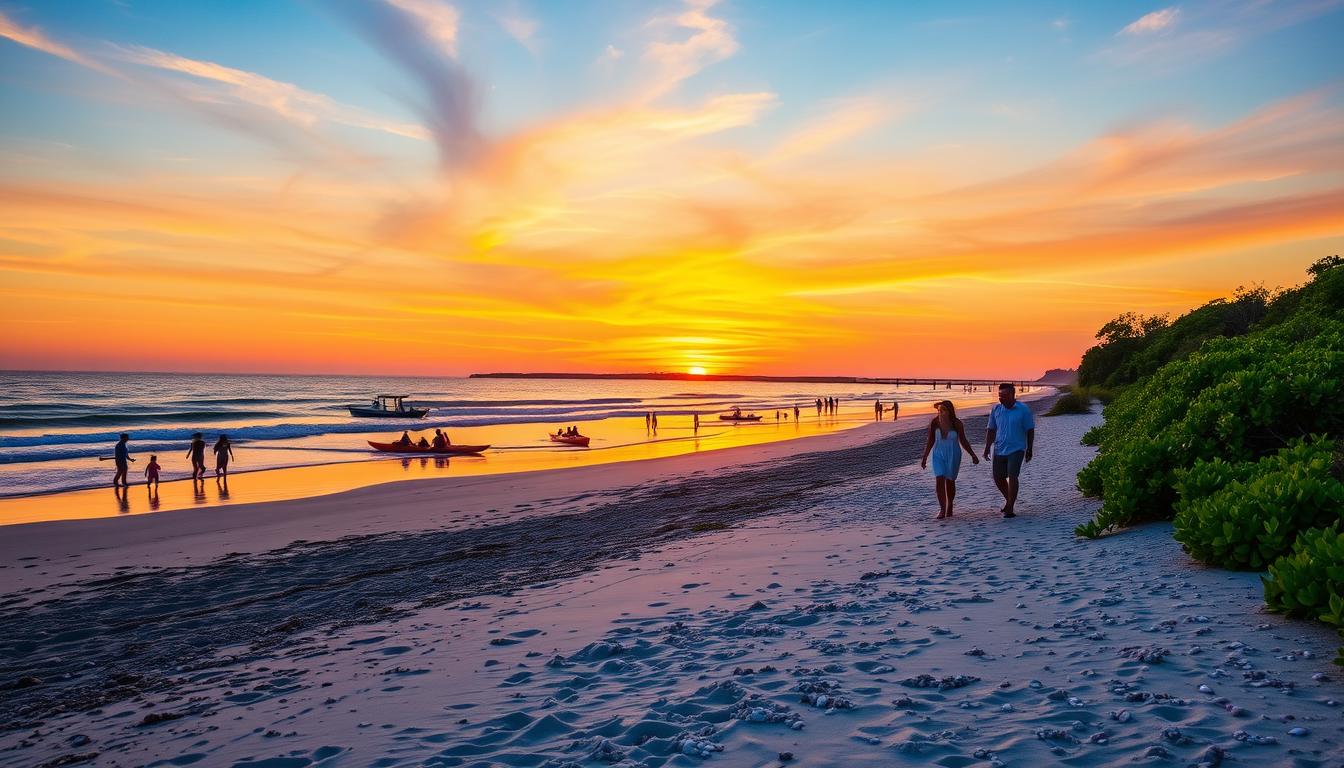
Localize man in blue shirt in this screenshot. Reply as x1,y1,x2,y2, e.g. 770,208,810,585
983,383,1035,518
112,433,135,488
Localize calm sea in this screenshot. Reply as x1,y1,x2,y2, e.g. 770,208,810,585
0,371,971,497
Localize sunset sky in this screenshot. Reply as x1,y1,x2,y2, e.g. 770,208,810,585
1,0,1342,378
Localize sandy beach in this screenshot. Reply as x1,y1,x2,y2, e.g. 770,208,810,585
3,397,1343,767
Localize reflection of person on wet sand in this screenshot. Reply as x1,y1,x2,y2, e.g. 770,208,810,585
213,435,234,478
113,484,130,513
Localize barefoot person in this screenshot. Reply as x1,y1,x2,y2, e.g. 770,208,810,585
920,400,979,519
983,383,1035,518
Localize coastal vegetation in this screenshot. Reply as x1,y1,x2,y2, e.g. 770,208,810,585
1072,257,1344,659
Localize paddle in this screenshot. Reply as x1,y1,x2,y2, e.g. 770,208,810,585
97,456,136,462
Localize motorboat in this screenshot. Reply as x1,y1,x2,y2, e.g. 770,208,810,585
368,440,488,455
349,394,429,418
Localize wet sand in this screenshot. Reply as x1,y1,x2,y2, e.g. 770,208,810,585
3,396,1341,767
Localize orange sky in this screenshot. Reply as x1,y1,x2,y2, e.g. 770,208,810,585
1,1,1342,378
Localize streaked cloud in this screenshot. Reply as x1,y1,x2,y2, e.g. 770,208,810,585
383,0,459,58
642,0,739,101
1121,7,1180,35
0,8,115,75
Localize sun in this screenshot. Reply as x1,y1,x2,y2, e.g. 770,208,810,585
688,366,708,376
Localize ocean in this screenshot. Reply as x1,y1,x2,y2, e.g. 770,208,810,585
0,371,990,498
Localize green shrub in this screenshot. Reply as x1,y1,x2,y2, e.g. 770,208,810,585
1171,440,1344,570
1045,391,1092,416
1264,525,1344,623
1073,318,1344,538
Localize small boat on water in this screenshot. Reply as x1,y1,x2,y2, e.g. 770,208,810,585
349,394,428,419
719,408,762,422
549,433,591,447
368,440,489,455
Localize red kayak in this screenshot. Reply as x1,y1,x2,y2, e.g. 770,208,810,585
368,441,489,455
549,434,591,447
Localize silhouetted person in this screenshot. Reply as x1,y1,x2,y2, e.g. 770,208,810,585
417,435,431,448
815,398,822,415
794,405,800,420
693,414,699,432
434,429,449,450
186,432,206,481
111,433,134,488
874,400,883,420
890,401,900,420
213,434,234,478
144,454,161,490
651,413,658,430
984,383,1035,518
397,431,412,447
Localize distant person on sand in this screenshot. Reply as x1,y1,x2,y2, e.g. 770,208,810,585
984,383,1035,518
111,433,134,488
186,432,206,480
213,435,234,478
874,400,882,420
815,398,822,415
645,412,651,430
651,413,658,430
144,454,160,489
890,401,899,420
794,405,800,420
693,413,699,432
920,400,979,520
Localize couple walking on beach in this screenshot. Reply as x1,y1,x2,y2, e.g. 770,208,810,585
919,383,1035,520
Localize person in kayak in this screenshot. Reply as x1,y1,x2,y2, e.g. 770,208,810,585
432,429,449,450
397,431,412,447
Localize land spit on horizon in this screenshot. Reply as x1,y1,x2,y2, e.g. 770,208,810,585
1,396,1342,767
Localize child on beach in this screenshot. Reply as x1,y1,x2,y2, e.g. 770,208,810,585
144,455,161,489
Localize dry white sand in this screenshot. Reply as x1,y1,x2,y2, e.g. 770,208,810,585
3,403,1343,767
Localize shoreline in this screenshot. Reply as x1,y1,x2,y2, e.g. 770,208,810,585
0,390,1043,528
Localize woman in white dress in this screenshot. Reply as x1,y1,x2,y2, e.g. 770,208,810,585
920,400,980,519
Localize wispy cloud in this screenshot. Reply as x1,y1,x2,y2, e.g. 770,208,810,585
115,45,428,140
0,8,116,75
383,0,459,58
642,0,739,101
1121,7,1180,35
493,3,540,56
336,0,484,172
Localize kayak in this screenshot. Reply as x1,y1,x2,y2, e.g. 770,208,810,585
549,434,591,447
718,414,763,421
367,441,489,455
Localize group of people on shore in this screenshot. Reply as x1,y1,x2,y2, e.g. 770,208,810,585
109,432,234,489
918,383,1034,520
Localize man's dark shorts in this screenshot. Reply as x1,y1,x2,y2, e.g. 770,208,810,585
992,450,1025,480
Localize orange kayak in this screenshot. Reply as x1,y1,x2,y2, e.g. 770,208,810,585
368,441,489,455
549,434,591,447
